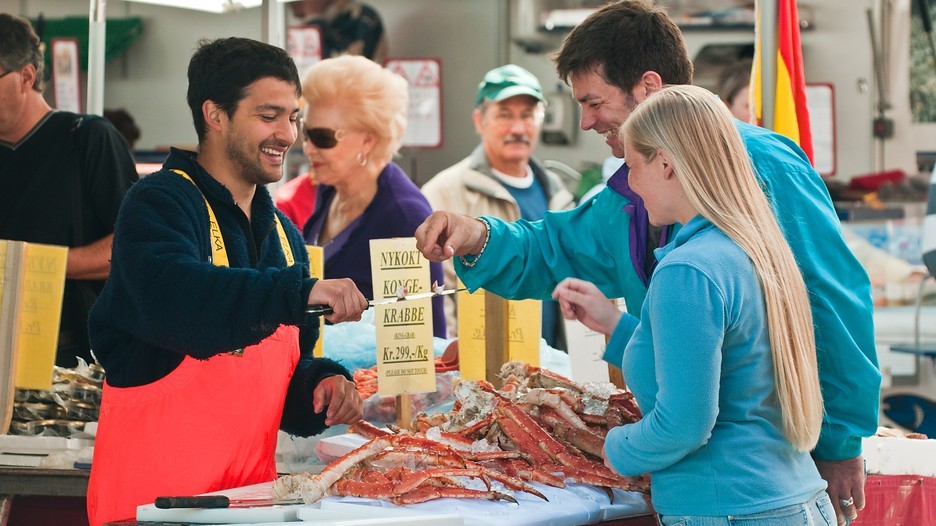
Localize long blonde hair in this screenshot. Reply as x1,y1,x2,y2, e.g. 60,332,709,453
623,85,822,451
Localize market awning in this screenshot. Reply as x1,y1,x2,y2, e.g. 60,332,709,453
30,16,144,72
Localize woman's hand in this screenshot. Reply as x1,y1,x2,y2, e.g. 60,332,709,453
552,277,622,336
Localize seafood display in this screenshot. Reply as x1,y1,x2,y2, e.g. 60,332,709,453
275,362,649,506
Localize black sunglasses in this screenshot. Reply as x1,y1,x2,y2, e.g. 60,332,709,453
303,127,345,149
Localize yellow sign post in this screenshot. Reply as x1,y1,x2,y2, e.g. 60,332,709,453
0,240,68,433
457,284,541,384
306,245,325,358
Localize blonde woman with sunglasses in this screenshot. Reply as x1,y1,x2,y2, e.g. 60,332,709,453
553,85,835,526
300,55,446,337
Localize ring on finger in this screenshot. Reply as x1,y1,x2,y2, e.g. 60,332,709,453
840,496,855,508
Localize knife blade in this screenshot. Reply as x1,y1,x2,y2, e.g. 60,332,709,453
305,288,467,316
154,495,302,509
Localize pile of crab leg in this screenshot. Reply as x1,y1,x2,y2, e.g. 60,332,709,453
274,362,649,506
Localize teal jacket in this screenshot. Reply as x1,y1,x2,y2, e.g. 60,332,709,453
605,216,826,515
457,121,881,461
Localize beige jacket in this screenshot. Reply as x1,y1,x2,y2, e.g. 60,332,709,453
421,144,576,335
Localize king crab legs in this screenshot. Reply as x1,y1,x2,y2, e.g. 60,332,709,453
276,363,651,507
274,433,547,505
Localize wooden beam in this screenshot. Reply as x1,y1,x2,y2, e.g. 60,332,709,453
484,291,509,387
0,241,26,435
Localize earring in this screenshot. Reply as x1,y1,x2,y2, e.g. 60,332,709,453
356,151,368,167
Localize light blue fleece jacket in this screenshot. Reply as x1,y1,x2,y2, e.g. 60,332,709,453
604,215,826,516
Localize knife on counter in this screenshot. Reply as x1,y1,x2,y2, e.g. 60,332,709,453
154,495,302,509
305,288,466,316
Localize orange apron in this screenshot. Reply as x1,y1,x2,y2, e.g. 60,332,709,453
87,170,299,525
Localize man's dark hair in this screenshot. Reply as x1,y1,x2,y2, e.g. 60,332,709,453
0,13,45,92
718,59,754,106
104,108,141,149
553,0,693,93
186,37,301,143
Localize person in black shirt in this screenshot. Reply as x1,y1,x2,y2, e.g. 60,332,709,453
290,0,388,63
0,13,138,367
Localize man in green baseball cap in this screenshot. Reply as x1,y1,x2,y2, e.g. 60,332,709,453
422,64,574,347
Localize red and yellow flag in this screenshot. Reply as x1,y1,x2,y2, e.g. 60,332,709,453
752,0,814,163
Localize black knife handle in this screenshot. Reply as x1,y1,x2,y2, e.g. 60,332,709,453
306,304,334,316
154,495,230,509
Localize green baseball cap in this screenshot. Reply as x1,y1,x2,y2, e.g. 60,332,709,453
475,64,547,107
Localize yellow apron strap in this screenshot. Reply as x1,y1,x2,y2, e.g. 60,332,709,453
274,217,295,266
171,169,229,267
170,169,294,268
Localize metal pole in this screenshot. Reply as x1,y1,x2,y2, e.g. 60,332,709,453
261,0,284,48
86,0,107,115
497,0,510,67
758,0,778,131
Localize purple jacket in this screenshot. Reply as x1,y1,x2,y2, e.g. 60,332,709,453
304,162,447,338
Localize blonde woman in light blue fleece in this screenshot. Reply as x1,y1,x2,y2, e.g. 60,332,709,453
552,85,834,526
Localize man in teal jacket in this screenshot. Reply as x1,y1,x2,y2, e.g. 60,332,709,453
415,2,880,525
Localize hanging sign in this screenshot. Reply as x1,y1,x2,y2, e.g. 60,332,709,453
385,58,442,149
805,83,836,177
287,26,323,78
52,39,81,113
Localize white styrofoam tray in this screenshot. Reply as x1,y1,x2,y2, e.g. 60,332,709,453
0,434,93,455
314,433,651,525
136,482,303,524
310,483,649,526
299,501,462,525
863,436,936,477
314,432,368,463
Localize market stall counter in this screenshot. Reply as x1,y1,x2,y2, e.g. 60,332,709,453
851,434,936,525
0,466,90,526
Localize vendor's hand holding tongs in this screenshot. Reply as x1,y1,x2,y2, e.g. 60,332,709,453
305,285,466,316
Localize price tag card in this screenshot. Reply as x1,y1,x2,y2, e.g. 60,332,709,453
564,319,610,383
375,301,435,395
457,285,541,382
566,298,627,383
15,243,68,390
370,238,435,395
306,245,324,357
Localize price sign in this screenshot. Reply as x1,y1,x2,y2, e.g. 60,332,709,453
370,238,435,396
385,58,442,148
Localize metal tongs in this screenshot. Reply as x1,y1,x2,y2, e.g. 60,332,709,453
305,287,466,316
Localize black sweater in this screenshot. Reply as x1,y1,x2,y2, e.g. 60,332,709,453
90,148,350,436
